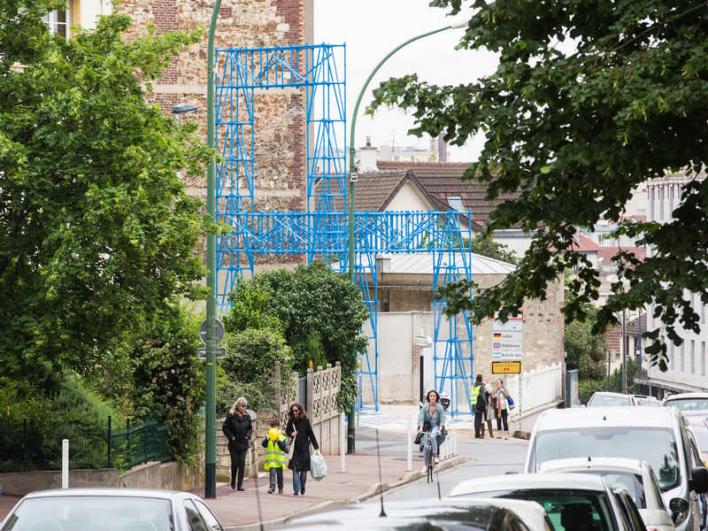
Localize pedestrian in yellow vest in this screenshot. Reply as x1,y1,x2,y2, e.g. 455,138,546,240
470,374,487,439
261,420,288,494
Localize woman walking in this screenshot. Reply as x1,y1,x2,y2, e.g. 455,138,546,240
285,402,319,496
484,380,497,439
417,389,445,468
495,378,510,439
222,397,253,491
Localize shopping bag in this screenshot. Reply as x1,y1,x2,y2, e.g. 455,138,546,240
507,395,516,410
287,438,295,461
310,452,327,481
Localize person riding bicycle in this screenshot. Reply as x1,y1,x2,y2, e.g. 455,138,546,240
417,389,446,468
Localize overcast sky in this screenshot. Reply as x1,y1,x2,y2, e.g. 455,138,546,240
314,0,498,162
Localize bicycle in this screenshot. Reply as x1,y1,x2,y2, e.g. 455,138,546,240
421,427,446,483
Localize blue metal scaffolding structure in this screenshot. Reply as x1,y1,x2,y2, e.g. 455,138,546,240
214,44,475,414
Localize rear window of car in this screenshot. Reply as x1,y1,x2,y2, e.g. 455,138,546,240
1,496,172,531
466,489,617,531
587,395,630,407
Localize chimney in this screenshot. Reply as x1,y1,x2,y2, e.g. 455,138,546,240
437,135,448,163
358,136,378,172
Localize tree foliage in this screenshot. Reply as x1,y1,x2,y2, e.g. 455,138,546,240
225,262,369,411
565,309,607,381
472,234,518,264
0,6,209,388
368,0,708,369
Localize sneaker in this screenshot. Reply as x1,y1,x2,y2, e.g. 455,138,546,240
434,457,440,465
267,488,274,494
301,488,305,495
237,487,245,491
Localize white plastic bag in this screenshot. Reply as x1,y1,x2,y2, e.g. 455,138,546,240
310,452,327,481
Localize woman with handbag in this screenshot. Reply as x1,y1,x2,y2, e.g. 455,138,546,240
495,378,510,439
285,402,319,496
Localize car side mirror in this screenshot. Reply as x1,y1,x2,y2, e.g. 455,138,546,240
690,467,708,494
669,497,690,514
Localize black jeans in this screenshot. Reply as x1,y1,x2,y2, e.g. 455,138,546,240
269,468,284,492
496,409,509,432
229,446,247,488
474,411,484,438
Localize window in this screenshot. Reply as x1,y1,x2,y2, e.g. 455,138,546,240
659,186,664,220
43,6,70,39
680,342,685,373
193,499,223,531
184,499,208,531
446,195,465,213
702,342,706,378
690,340,696,375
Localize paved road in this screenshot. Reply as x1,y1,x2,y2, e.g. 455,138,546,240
383,436,529,502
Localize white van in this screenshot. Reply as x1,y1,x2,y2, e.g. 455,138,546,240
525,406,708,531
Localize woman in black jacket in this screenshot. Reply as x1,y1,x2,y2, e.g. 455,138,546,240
222,397,253,491
285,402,319,496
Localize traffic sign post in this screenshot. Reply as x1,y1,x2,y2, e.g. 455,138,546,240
200,319,224,345
197,347,226,361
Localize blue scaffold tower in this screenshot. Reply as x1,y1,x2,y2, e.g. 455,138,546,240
213,43,475,416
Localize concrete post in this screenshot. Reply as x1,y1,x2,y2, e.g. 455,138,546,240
61,439,69,489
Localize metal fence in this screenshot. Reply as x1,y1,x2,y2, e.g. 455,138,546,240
107,417,171,470
0,416,170,473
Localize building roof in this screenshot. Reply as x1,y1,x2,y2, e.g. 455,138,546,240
573,234,601,252
377,161,519,228
379,252,515,276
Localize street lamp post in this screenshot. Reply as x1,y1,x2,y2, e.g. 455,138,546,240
346,23,465,453
205,0,223,500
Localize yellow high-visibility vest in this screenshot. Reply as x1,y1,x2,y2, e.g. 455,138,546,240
470,384,483,407
264,435,287,470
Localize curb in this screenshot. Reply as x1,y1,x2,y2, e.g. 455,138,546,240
224,455,469,530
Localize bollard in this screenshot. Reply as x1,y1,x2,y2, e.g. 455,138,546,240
406,416,412,472
62,439,69,489
340,414,346,472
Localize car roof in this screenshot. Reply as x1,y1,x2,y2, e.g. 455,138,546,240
285,497,549,529
591,392,631,398
23,488,183,500
538,457,646,474
450,473,609,498
665,393,708,401
534,406,681,430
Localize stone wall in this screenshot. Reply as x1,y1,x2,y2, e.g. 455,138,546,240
0,462,200,496
118,0,311,208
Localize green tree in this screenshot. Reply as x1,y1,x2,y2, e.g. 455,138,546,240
368,0,707,370
130,305,204,463
565,313,607,381
472,234,518,264
226,262,369,411
0,7,209,389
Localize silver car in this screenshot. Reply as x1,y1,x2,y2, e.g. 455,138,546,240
0,488,224,531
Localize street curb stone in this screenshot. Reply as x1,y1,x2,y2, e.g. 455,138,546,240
224,455,469,530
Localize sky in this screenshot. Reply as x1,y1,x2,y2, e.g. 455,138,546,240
314,0,499,162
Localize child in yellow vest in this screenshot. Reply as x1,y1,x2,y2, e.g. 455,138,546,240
262,420,288,494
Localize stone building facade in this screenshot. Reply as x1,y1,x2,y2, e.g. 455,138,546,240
117,0,313,210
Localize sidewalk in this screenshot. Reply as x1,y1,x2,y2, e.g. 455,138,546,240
202,425,467,530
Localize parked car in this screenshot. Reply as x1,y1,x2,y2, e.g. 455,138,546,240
687,417,708,466
0,488,224,531
664,393,708,413
524,406,708,531
635,395,662,407
587,392,637,407
448,472,643,530
538,457,675,531
283,497,554,530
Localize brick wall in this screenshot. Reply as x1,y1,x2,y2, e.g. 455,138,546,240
119,0,309,209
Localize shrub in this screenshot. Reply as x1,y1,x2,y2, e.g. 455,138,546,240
579,379,605,404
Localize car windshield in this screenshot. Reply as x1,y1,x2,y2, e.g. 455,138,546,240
473,489,616,531
636,398,660,407
588,395,630,407
2,496,173,531
530,428,681,491
666,398,708,411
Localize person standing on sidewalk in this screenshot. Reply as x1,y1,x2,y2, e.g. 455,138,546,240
471,374,486,439
286,402,319,496
222,397,253,491
483,380,496,439
495,378,510,439
262,420,288,495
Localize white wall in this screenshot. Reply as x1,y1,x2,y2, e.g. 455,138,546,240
79,0,112,30
646,177,708,391
384,182,433,212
